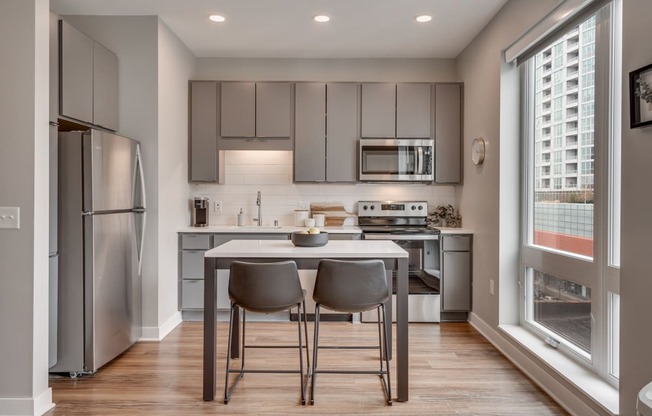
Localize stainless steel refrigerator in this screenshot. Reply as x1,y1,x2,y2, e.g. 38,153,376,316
51,129,146,376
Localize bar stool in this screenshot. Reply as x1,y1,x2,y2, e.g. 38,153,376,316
224,260,310,404
310,259,392,405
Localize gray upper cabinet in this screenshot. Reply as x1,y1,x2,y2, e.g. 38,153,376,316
396,83,431,138
294,83,326,182
361,83,396,137
190,81,219,182
92,42,118,131
294,83,358,183
256,82,291,138
434,83,462,183
220,82,255,138
59,20,118,131
326,83,358,182
220,82,291,139
60,20,93,124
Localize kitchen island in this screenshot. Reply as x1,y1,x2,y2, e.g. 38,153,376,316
202,239,409,402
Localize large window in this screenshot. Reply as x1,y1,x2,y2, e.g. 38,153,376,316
521,3,620,385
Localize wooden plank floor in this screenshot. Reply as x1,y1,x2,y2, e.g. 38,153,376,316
47,322,568,415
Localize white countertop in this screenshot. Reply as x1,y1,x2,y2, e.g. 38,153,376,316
178,225,362,234
205,239,408,258
179,225,472,235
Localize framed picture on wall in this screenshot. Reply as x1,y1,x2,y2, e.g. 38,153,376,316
629,63,652,129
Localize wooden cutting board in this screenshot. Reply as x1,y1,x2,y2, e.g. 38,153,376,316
310,203,356,227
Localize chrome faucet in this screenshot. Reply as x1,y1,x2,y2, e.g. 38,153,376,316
254,190,262,226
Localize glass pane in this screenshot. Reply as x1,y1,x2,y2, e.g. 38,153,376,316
531,17,596,258
530,269,592,354
609,293,620,378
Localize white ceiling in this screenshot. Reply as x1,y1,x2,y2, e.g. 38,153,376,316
51,0,509,59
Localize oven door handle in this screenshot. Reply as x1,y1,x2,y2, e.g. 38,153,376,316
364,233,440,240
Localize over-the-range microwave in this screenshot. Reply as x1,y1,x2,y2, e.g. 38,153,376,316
358,138,434,182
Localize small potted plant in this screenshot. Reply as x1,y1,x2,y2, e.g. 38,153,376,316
428,204,462,228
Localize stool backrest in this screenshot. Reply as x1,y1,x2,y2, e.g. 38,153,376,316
229,261,303,313
313,259,389,313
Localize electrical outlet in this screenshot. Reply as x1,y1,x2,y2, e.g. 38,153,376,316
297,201,309,210
214,201,222,213
489,279,495,295
0,207,20,229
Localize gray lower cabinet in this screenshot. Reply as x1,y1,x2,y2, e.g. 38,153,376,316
294,83,358,183
178,232,361,319
441,235,472,312
189,81,219,182
59,20,119,131
434,83,462,183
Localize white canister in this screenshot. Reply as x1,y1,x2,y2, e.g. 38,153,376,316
294,210,309,227
313,213,325,227
304,218,316,228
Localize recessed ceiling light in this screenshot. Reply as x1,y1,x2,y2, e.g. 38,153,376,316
416,15,432,23
209,15,226,23
314,15,330,23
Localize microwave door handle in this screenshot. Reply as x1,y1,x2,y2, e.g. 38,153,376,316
417,147,423,174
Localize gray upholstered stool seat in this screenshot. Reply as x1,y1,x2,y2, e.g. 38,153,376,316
310,259,392,405
224,260,310,404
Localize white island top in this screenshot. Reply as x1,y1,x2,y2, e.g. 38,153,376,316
178,225,362,234
205,239,408,259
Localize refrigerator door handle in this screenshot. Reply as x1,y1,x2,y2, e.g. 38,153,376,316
135,144,147,276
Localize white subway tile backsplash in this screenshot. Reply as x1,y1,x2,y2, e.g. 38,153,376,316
195,150,459,226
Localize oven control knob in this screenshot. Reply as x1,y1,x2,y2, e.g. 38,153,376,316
370,205,375,210
363,205,368,211
418,205,423,211
411,205,416,211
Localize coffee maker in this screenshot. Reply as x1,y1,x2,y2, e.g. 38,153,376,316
192,197,209,227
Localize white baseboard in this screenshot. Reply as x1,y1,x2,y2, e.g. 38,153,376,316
0,387,54,416
468,312,614,416
140,311,182,342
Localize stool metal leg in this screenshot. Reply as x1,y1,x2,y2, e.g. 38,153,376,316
309,304,321,405
379,303,392,405
224,303,244,404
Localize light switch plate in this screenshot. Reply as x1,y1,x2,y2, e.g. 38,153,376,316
0,207,20,229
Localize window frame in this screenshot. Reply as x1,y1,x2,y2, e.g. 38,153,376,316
519,2,620,387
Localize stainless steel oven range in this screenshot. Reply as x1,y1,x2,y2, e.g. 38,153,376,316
358,201,441,322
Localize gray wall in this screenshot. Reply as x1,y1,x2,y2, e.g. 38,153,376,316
0,0,52,412
457,0,558,328
156,19,195,332
194,57,458,82
620,0,652,413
